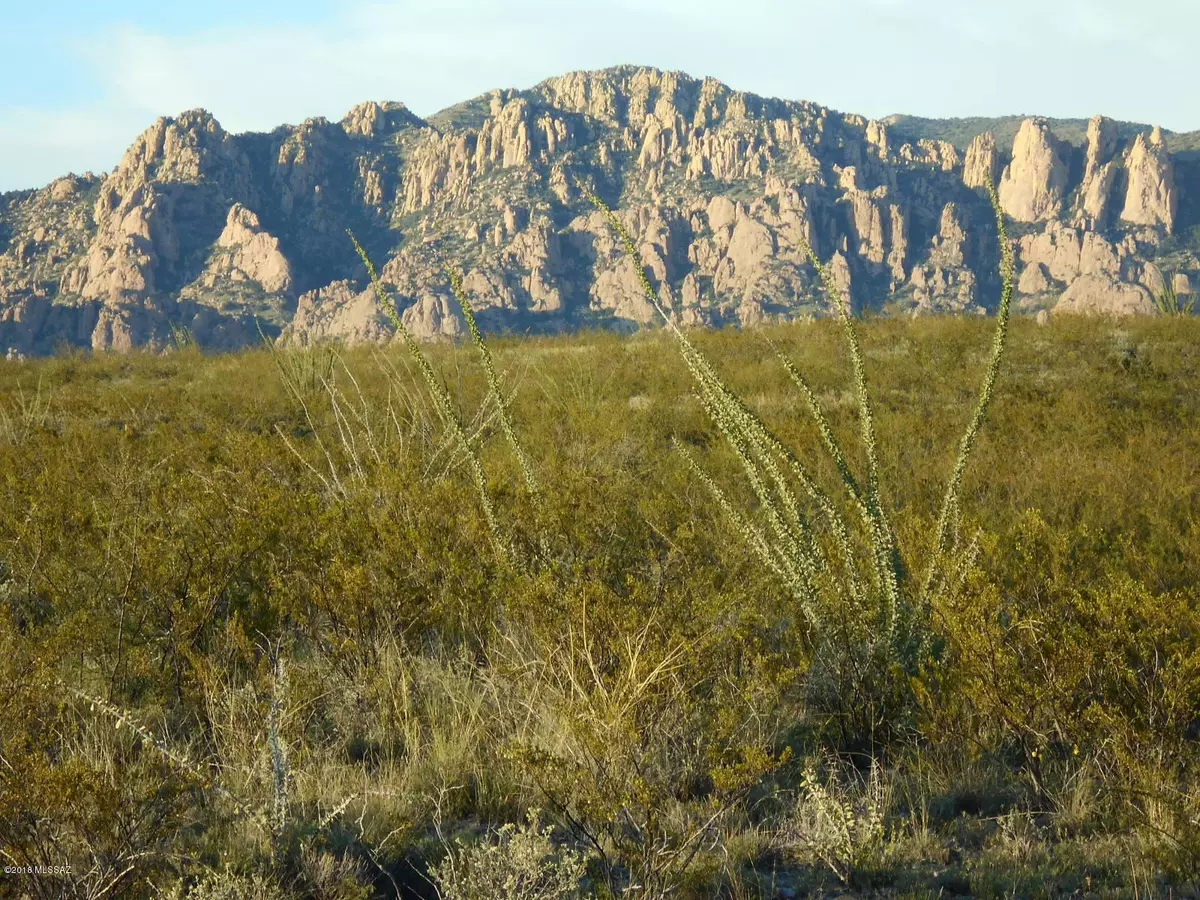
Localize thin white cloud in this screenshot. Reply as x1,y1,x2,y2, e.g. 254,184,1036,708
3,0,1198,192
92,2,653,131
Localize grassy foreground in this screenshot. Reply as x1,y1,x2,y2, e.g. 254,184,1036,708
0,312,1199,899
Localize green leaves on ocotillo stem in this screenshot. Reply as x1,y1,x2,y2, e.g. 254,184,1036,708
446,267,540,499
922,179,1015,614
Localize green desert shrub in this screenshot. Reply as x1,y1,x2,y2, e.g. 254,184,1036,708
936,551,1200,780
174,871,287,900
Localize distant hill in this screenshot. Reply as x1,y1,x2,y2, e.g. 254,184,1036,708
884,113,1200,156
0,65,1196,356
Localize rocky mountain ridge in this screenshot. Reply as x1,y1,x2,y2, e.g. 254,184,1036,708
1,65,1197,356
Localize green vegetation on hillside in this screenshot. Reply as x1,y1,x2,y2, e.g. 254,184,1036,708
1,299,1199,897
884,112,1200,154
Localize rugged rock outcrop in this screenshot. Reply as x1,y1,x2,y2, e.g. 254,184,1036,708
909,203,978,313
1121,126,1178,232
1073,115,1120,229
1,65,1197,356
280,280,389,346
962,132,999,190
194,203,293,294
998,118,1069,222
1057,274,1154,315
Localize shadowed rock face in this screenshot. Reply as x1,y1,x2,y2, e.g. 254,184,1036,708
1,66,1197,356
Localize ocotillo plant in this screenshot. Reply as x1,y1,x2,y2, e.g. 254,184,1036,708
582,178,1015,749
446,267,540,499
920,180,1014,622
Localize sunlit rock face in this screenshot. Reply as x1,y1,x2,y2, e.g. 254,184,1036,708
1,66,1196,356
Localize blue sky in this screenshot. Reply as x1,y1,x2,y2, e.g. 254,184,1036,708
2,0,1197,192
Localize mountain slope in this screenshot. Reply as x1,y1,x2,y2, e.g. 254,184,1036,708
0,65,1196,356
